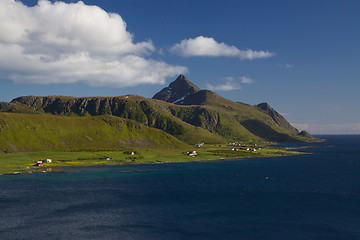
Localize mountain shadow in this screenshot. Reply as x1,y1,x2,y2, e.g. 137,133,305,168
241,120,298,142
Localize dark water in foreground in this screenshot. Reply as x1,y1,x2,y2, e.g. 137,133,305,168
1,135,360,240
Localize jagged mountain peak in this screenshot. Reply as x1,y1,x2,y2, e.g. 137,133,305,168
152,74,200,104
169,74,200,91
257,102,271,111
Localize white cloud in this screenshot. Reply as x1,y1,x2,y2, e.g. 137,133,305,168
0,0,187,87
292,122,360,134
206,82,241,91
170,36,274,60
240,76,255,84
205,76,255,91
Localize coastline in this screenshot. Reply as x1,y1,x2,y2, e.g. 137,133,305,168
0,147,306,176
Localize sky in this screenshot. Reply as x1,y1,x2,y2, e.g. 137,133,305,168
0,0,359,134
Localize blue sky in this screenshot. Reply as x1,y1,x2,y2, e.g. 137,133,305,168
0,0,359,134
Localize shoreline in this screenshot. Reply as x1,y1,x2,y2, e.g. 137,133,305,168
0,150,306,176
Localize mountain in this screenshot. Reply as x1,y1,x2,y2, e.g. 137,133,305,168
152,74,200,104
0,75,318,145
152,75,316,142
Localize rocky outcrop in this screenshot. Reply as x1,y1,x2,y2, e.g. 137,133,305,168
298,130,312,138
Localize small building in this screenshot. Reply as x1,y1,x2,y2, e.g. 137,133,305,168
35,161,43,167
46,159,52,163
188,151,197,156
131,152,135,155
106,157,111,161
252,149,257,152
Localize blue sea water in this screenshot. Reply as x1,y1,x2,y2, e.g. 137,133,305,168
0,135,360,240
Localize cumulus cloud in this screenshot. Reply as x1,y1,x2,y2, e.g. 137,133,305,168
170,36,274,60
205,76,255,91
0,0,186,87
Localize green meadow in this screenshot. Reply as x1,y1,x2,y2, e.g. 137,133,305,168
0,146,303,174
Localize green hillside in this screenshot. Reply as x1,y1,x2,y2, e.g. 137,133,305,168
0,113,188,153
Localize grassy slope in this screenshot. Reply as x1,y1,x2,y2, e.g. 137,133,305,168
0,113,189,153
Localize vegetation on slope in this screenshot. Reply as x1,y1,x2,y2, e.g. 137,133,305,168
0,113,188,153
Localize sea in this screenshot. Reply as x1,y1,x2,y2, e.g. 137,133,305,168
0,135,360,240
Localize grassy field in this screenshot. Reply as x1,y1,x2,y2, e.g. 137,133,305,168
0,145,303,174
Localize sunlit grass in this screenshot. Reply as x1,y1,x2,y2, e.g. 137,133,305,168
0,145,303,174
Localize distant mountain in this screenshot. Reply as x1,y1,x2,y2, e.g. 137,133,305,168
0,75,318,146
